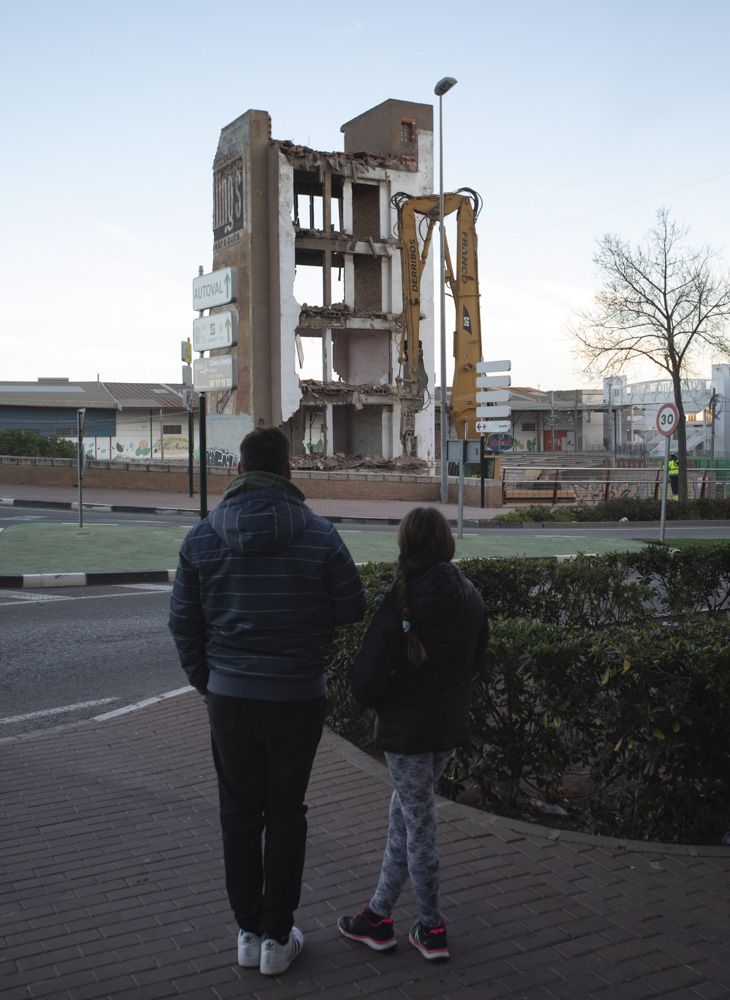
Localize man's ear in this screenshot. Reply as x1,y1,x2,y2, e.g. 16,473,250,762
282,463,292,481
237,462,242,474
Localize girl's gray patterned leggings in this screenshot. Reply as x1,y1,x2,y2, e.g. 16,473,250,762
369,749,453,928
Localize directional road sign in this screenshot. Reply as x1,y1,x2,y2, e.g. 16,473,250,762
476,404,511,418
477,360,511,373
476,420,511,433
192,267,236,311
477,374,511,388
193,355,237,392
476,389,509,403
656,402,679,437
193,311,238,351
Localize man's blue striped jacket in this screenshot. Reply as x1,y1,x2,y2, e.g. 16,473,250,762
168,473,365,701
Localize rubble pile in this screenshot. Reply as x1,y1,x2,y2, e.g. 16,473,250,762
292,453,428,474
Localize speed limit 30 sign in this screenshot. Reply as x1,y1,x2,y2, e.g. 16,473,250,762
656,402,679,437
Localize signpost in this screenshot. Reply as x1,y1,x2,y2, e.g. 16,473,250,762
476,360,512,442
656,402,679,542
447,439,480,539
192,264,238,519
180,336,194,498
77,408,85,528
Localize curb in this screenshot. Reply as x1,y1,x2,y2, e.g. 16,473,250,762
0,554,600,589
326,728,730,859
0,497,198,516
0,569,176,589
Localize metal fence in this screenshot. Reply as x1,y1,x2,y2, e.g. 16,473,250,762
502,466,730,505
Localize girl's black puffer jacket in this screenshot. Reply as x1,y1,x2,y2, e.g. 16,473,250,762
350,561,487,753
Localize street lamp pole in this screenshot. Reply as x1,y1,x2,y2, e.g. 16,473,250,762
434,76,457,504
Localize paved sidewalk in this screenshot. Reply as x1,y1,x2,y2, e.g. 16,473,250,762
0,482,505,524
3,691,730,999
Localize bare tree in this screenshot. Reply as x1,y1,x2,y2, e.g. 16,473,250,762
574,208,730,502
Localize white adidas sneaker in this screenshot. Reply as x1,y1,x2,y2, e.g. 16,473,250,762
237,930,262,968
259,926,304,975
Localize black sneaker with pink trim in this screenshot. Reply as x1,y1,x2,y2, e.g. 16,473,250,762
338,907,397,951
408,919,449,960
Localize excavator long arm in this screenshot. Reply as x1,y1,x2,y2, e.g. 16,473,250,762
391,188,482,444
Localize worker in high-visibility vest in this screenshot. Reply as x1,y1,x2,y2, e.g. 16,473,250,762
668,453,679,501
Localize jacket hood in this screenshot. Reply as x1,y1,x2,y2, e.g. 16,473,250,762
209,472,312,556
405,561,474,616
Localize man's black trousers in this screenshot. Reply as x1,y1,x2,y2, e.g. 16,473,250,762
207,693,326,941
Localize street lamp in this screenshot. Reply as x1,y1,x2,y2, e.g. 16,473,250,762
434,76,457,504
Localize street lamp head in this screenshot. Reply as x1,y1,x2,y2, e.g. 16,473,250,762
434,77,457,97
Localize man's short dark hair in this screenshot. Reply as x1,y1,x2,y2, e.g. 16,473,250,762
240,427,290,475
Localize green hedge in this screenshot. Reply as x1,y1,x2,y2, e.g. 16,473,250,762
497,497,730,522
0,430,77,459
326,547,730,843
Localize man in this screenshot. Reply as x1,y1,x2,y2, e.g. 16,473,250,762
668,453,680,501
169,427,365,976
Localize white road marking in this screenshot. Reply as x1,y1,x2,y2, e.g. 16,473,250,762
117,583,172,592
0,589,171,607
93,686,190,721
1,698,116,725
0,589,66,603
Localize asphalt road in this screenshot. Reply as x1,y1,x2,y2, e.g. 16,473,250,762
0,505,195,528
2,513,727,740
2,501,730,540
0,584,184,739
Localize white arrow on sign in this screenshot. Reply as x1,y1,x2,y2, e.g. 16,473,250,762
476,374,511,388
476,420,512,433
476,389,510,403
476,404,511,418
192,267,236,311
477,359,511,374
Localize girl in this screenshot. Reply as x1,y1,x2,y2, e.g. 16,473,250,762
338,506,487,961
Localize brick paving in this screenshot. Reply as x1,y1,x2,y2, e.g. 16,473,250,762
0,482,504,524
2,692,730,999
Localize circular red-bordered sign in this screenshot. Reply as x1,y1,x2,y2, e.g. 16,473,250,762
656,402,679,437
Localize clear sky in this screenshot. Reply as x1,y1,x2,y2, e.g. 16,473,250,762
2,0,729,391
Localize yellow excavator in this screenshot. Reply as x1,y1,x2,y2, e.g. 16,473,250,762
391,188,483,450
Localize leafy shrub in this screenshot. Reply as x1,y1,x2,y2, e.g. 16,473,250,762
497,496,730,522
459,556,557,620
635,543,730,620
584,623,730,841
496,505,574,523
327,552,730,842
0,429,77,459
445,618,597,811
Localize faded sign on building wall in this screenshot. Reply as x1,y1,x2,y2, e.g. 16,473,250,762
206,413,253,468
213,156,245,252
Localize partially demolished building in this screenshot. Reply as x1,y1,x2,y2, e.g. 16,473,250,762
208,99,435,461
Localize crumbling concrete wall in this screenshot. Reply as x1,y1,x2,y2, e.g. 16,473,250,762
206,101,435,462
